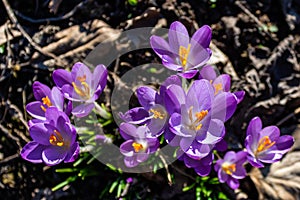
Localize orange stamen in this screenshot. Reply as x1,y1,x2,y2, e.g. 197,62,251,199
222,163,236,175
256,136,275,154
132,142,144,153
179,44,191,68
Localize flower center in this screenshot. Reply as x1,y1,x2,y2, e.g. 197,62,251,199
49,130,64,147
132,142,144,153
214,83,223,95
40,96,52,112
72,75,91,100
256,136,275,154
222,163,236,175
149,109,165,119
179,44,191,69
188,107,208,131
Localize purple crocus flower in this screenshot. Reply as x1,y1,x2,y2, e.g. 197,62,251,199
214,151,247,189
120,75,182,136
150,21,212,78
244,117,294,168
21,107,80,166
119,123,160,168
199,65,245,103
53,62,107,117
167,79,226,159
26,81,71,121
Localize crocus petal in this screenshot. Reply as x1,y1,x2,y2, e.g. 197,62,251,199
257,153,277,163
227,177,239,190
236,151,248,164
42,146,67,166
187,41,210,69
246,117,262,139
136,153,149,163
92,64,107,95
181,140,211,159
186,80,214,111
223,151,236,163
21,141,45,163
120,140,135,157
26,102,46,120
124,156,139,168
274,135,294,153
136,86,156,110
45,107,70,126
212,92,237,122
178,69,198,79
232,167,247,179
62,122,77,145
200,119,225,144
64,142,80,163
162,55,183,71
168,21,190,55
150,35,173,58
218,169,229,183
260,126,280,141
199,65,217,81
247,155,264,168
28,119,44,127
32,81,52,101
165,84,186,114
191,25,212,49
233,91,245,104
120,107,150,124
119,123,137,140
71,62,93,87
51,87,64,111
164,128,181,146
71,103,95,118
53,69,72,88
245,135,255,156
214,139,228,152
194,164,211,176
29,123,51,145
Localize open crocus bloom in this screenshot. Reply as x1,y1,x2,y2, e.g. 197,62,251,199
245,117,294,168
120,75,182,137
53,62,107,117
26,81,70,121
214,151,247,189
199,65,245,104
119,123,159,168
167,80,226,159
21,107,79,166
150,21,212,78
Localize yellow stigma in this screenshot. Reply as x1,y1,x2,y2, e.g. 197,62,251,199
77,75,86,82
132,142,144,153
40,96,52,112
214,83,223,95
188,107,208,131
256,136,275,154
195,110,208,122
42,96,52,107
222,163,236,175
72,74,91,99
49,130,64,147
179,44,191,68
149,109,165,119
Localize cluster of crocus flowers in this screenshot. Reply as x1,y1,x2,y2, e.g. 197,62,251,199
118,21,294,192
21,62,108,165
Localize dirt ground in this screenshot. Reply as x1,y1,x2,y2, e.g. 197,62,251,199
0,0,300,199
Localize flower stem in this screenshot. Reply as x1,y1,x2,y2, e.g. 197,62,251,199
94,102,111,120
181,77,188,92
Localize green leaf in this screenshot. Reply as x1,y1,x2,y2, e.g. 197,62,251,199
0,44,5,54
128,0,138,6
109,180,119,193
51,176,78,191
182,183,195,192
